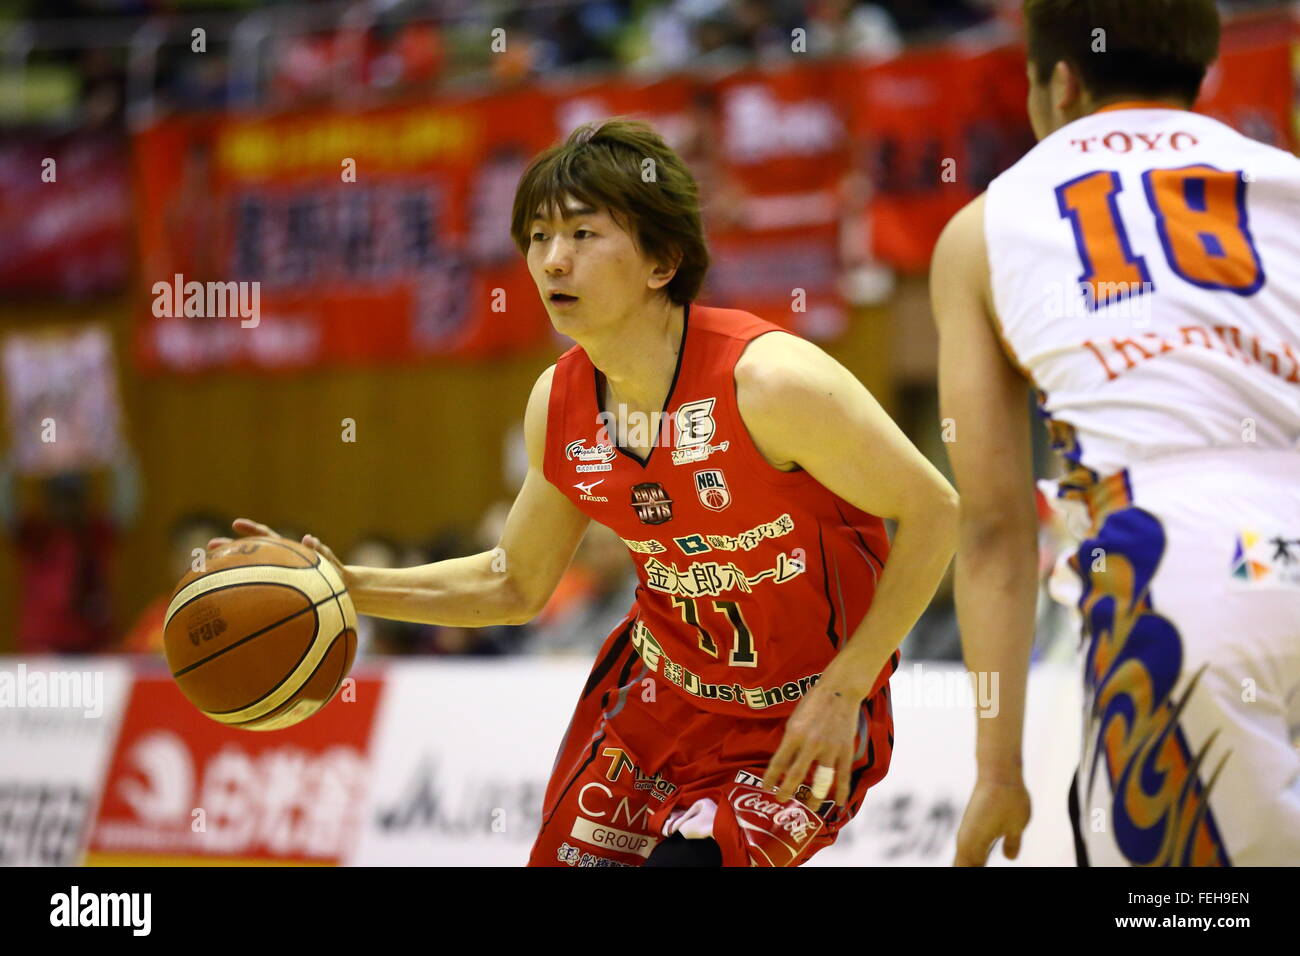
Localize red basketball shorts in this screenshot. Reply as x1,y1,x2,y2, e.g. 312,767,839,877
528,619,895,867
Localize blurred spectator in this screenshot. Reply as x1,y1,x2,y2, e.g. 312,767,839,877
6,0,1020,123
418,527,516,656
120,510,228,654
523,522,637,657
347,532,431,656
1,458,138,654
871,0,992,38
731,0,806,63
526,0,630,71
807,1,903,59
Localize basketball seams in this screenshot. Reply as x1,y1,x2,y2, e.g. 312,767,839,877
302,546,358,632
227,628,354,731
169,587,327,680
166,563,333,624
179,534,320,583
165,578,315,635
201,592,346,723
299,547,359,710
166,536,320,604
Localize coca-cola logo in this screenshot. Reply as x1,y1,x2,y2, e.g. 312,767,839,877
733,792,816,843
773,807,815,841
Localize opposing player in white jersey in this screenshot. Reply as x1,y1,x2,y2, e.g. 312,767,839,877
935,0,1300,866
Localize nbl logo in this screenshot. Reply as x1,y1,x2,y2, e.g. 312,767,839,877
694,469,731,512
630,482,673,525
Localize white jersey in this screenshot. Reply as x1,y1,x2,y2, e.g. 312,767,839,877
985,106,1300,483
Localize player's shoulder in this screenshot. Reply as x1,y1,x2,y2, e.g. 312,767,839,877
527,358,574,419
538,342,592,398
931,193,995,320
932,193,988,271
530,362,558,399
936,193,987,246
524,363,559,463
689,302,784,342
734,327,839,413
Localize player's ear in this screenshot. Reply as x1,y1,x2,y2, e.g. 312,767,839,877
1053,59,1082,115
647,257,681,291
647,252,681,292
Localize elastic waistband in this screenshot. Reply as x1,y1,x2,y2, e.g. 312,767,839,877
1063,447,1300,533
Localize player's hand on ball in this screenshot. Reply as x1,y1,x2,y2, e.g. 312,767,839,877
207,517,287,552
762,675,862,807
208,518,351,588
953,777,1032,866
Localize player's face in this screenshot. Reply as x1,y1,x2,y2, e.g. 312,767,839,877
526,196,668,334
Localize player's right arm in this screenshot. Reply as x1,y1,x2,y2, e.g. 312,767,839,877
213,366,591,627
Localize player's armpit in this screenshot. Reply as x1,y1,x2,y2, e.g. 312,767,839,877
494,365,592,622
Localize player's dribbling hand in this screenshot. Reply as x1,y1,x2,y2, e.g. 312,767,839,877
762,674,863,807
207,518,351,588
953,777,1032,866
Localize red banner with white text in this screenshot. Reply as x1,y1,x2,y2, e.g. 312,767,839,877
85,673,384,865
130,15,1297,373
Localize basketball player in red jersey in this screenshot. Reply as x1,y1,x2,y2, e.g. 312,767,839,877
214,119,958,866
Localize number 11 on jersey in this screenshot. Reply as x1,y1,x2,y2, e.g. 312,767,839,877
671,595,758,667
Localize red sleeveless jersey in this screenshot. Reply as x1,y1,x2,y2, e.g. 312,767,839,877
543,303,897,718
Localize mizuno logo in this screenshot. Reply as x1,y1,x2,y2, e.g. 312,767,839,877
574,479,605,496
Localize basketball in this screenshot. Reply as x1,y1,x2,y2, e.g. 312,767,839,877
162,536,358,732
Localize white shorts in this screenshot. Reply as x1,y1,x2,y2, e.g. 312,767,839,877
1056,448,1300,866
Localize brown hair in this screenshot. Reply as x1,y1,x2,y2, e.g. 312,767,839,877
1024,0,1220,105
510,117,709,305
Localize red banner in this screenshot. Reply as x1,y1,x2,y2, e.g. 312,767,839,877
86,672,384,864
0,133,131,297
1198,15,1297,152
852,45,1035,273
132,93,555,372
852,17,1294,272
545,64,854,339
704,59,855,339
130,18,1296,370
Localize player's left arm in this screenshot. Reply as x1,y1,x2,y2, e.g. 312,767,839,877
932,194,1036,864
737,332,959,804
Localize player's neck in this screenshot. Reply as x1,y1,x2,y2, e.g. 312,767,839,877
584,300,686,411
1075,94,1192,125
